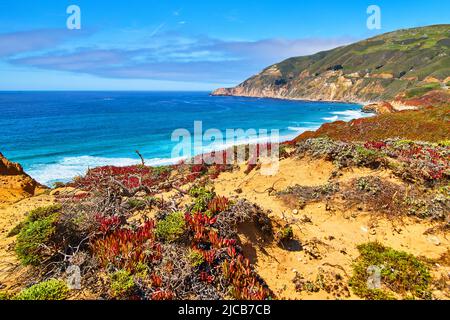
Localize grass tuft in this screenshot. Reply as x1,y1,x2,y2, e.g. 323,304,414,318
349,242,432,300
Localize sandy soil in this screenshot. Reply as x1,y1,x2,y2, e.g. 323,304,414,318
212,157,450,300
0,156,448,299
0,193,55,291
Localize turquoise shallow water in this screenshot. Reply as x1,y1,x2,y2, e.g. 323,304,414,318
0,91,369,185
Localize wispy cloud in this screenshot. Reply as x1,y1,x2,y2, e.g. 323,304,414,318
3,29,355,84
0,29,88,57
149,23,166,38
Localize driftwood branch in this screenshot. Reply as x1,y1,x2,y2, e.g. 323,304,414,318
135,150,145,166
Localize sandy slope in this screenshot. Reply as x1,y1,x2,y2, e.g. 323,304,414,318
0,194,55,291
212,157,450,299
0,156,448,299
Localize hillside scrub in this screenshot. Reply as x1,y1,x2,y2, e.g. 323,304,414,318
213,25,450,102
349,243,432,300
295,103,450,143
15,205,61,266
294,137,449,185
9,162,275,300
15,279,69,300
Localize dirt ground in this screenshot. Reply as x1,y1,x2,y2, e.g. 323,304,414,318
0,156,448,299
212,157,450,300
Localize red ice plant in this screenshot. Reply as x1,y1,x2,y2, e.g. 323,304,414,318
207,196,230,215
364,141,387,150
184,207,272,300
73,165,170,191
96,214,122,234
92,220,162,272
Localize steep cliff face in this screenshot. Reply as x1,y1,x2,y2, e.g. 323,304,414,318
0,153,44,204
213,25,450,103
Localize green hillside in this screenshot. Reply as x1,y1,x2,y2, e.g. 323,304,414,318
214,25,450,102
278,25,449,79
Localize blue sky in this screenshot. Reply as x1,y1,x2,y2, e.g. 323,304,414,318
0,0,448,91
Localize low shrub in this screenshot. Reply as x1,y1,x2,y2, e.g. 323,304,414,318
188,249,205,268
438,140,450,147
110,270,136,298
354,146,384,168
15,212,59,266
152,166,172,177
295,138,450,184
127,198,147,210
277,225,294,245
9,204,62,238
27,204,62,223
0,291,11,300
155,212,186,242
277,183,340,203
189,186,216,213
349,242,432,300
15,279,69,300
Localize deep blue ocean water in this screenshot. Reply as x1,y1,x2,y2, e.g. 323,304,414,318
0,91,370,185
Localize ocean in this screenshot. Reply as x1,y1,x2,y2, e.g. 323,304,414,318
0,91,370,186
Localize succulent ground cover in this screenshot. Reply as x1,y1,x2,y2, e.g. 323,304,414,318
1,116,449,300
1,156,275,300
295,137,450,185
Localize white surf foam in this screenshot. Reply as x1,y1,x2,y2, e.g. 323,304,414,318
28,110,370,186
287,126,319,132
27,155,182,186
321,109,373,122
322,116,339,122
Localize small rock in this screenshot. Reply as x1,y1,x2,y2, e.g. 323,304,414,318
369,229,377,235
298,200,306,210
427,235,441,246
293,209,299,215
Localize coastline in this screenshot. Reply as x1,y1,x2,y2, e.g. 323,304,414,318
210,91,373,106
1,91,448,301
0,91,370,186
31,112,370,186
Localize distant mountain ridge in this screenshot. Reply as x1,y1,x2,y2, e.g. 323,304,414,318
212,25,450,104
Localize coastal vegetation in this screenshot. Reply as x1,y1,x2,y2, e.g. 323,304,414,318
1,111,447,299
349,243,432,300
0,24,449,301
